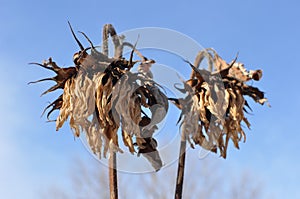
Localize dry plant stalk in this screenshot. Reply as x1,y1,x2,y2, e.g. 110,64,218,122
29,23,170,199
29,23,268,199
171,48,268,199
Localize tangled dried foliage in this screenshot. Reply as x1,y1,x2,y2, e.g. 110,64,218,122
171,48,268,158
30,23,268,171
30,23,168,171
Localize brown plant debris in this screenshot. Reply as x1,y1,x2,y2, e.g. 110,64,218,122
29,23,168,171
171,48,268,158
30,23,268,169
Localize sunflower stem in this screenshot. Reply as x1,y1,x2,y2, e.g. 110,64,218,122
109,150,118,199
174,137,187,199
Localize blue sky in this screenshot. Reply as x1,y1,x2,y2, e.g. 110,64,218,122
1,0,300,198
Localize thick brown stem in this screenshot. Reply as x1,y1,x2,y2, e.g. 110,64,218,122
174,138,187,199
109,151,118,199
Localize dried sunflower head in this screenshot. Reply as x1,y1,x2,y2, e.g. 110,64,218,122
29,24,168,171
173,49,268,158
